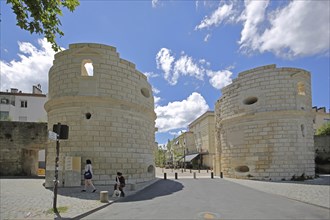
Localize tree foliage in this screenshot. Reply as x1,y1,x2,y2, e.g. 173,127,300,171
154,148,166,167
7,0,80,51
316,122,330,136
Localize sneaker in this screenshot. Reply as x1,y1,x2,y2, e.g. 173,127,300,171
81,190,86,192
92,189,96,193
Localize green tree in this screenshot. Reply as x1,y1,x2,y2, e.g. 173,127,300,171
154,147,166,167
6,0,80,51
315,122,330,136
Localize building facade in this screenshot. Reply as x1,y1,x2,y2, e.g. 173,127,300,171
0,85,47,122
165,111,216,170
215,64,314,180
45,43,156,187
171,131,197,168
188,111,216,170
312,106,330,133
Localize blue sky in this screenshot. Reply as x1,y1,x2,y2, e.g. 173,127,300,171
1,0,329,146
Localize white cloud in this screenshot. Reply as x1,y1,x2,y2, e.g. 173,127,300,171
153,86,161,107
199,59,210,66
207,70,233,89
195,1,199,10
154,96,161,105
155,92,209,132
169,130,187,137
156,48,175,83
173,54,204,81
238,0,269,52
0,38,56,93
152,86,160,94
204,34,211,42
152,0,160,8
258,1,330,57
156,48,233,89
195,3,234,30
144,71,159,79
196,0,329,58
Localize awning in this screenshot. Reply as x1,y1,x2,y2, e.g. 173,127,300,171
180,153,199,162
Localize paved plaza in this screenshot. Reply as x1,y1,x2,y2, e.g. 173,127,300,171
0,168,329,219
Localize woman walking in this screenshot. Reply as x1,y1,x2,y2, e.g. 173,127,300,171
81,159,96,192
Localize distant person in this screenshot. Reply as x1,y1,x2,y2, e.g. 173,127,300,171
114,172,126,197
81,159,96,193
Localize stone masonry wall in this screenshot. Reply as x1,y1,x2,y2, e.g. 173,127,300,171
215,64,314,180
0,121,48,176
44,43,156,187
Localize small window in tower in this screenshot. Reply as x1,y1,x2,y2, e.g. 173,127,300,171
85,112,92,119
243,97,258,105
235,165,249,173
297,82,305,95
81,59,94,76
141,88,150,98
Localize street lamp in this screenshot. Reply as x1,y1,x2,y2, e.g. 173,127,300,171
183,146,186,172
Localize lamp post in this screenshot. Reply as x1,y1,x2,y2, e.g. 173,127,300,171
183,147,186,172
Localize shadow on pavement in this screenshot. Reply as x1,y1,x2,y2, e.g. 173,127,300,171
54,179,183,219
118,179,183,203
54,202,114,220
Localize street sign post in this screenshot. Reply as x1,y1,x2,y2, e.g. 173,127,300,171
51,123,69,213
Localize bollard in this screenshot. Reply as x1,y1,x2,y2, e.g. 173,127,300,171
190,169,192,173
193,172,196,179
181,169,183,173
198,169,200,173
220,172,223,178
207,169,209,173
100,191,109,203
164,173,167,180
175,172,178,179
211,172,214,179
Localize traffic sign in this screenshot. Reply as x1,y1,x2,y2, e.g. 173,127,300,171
48,131,58,141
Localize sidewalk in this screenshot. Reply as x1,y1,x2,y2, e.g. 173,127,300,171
0,178,158,219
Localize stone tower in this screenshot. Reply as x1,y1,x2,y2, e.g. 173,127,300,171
215,64,314,181
45,43,156,187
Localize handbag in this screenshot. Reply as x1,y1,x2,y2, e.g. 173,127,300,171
84,170,92,179
112,189,121,197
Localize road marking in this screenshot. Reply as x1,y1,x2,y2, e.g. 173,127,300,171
198,212,221,220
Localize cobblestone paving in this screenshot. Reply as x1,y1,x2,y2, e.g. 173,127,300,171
224,175,330,209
